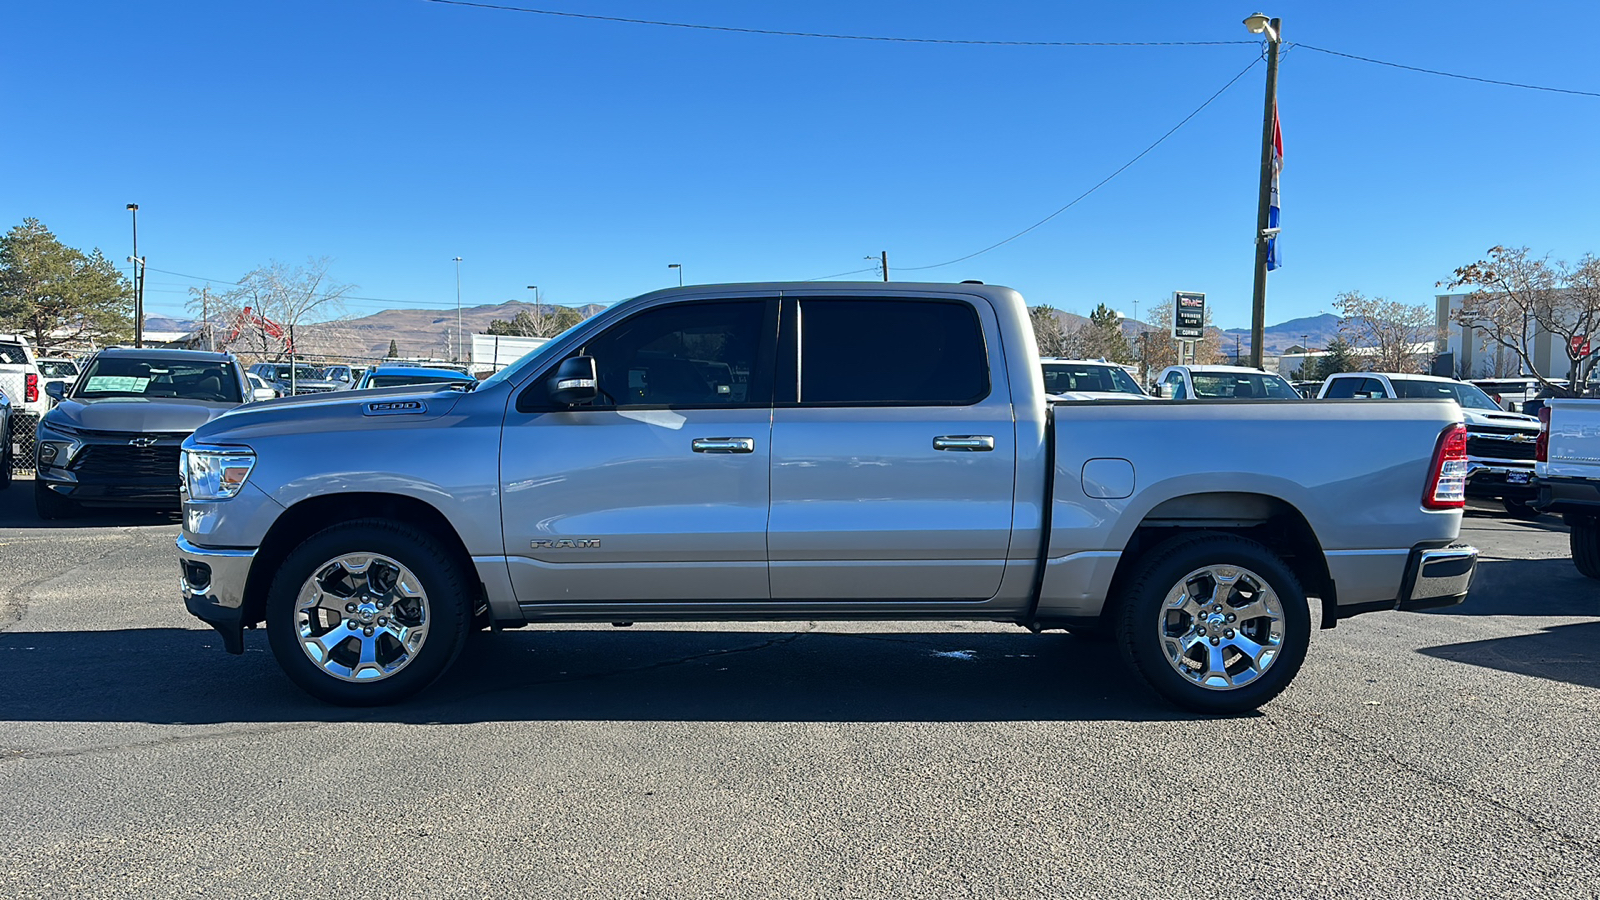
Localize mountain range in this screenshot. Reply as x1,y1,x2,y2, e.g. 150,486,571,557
153,304,1346,360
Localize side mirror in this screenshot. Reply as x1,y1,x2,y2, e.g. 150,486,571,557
1156,383,1171,399
45,380,66,402
547,356,598,406
252,387,277,402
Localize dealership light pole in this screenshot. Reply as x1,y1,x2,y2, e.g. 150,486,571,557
126,203,143,348
1244,11,1282,370
668,263,682,286
527,285,541,336
452,256,463,361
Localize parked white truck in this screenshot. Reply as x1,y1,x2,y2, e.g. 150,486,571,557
1534,399,1600,577
177,283,1479,712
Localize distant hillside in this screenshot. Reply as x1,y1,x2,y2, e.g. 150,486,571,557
321,300,601,360
1222,313,1343,355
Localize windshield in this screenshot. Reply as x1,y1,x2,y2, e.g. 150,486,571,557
1042,363,1146,396
39,360,79,378
477,317,592,390
269,365,323,381
75,357,242,403
1390,379,1502,410
366,374,473,389
1190,372,1300,400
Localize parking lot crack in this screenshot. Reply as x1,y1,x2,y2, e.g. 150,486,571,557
1269,706,1600,862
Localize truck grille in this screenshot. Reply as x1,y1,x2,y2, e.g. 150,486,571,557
70,444,183,482
1467,433,1537,462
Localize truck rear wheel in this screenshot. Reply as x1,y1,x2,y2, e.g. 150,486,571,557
1116,533,1310,715
265,519,473,705
1570,520,1600,581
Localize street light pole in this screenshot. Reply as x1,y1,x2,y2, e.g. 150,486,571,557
668,263,682,287
526,285,540,337
1245,12,1282,370
126,203,143,348
452,256,463,361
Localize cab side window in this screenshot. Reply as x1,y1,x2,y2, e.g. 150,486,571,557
574,300,773,409
1322,377,1358,399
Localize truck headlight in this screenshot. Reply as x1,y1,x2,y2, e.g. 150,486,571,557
182,449,256,501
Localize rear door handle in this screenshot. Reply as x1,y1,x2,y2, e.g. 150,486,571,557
692,437,756,453
933,435,995,452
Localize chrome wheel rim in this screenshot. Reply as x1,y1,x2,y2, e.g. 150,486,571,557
1157,564,1285,691
294,553,430,682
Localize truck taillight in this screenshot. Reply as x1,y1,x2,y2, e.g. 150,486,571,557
24,372,37,403
1423,423,1468,509
1536,406,1550,463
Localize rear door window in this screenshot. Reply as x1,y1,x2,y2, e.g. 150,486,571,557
796,299,988,406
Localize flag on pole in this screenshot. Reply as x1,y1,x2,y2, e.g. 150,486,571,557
1267,100,1283,270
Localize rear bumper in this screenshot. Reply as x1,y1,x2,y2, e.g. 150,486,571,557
1535,475,1600,518
1333,542,1478,620
177,535,256,654
1398,544,1478,611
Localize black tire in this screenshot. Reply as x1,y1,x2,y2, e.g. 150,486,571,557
34,480,78,520
0,419,12,490
1115,532,1311,715
1502,497,1543,519
265,518,473,706
1570,520,1600,581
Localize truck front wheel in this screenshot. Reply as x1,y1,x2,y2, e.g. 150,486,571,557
1116,533,1311,715
265,519,473,705
1569,519,1600,580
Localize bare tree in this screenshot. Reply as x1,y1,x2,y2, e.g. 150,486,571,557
193,258,353,362
1334,290,1437,374
1441,246,1600,390
1029,305,1071,357
1142,301,1227,372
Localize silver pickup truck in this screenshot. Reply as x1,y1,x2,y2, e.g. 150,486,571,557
177,282,1478,713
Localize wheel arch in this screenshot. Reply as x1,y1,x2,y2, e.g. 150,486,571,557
241,492,478,627
1101,491,1335,629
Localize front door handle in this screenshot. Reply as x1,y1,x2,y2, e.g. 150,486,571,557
933,435,995,452
692,437,756,453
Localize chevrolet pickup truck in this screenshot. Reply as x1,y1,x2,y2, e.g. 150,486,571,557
177,282,1478,713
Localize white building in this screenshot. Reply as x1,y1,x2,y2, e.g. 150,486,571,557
1436,292,1578,379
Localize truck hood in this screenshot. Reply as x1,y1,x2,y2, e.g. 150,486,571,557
46,396,238,433
1463,408,1539,431
187,383,475,445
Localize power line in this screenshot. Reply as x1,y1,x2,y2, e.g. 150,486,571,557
420,0,1256,47
804,266,883,282
890,57,1261,273
1294,43,1600,99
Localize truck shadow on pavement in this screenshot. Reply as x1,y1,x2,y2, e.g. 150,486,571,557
1428,557,1600,617
1418,621,1600,691
0,627,1208,725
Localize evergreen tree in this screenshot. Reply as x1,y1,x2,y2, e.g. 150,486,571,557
0,218,132,351
386,339,399,358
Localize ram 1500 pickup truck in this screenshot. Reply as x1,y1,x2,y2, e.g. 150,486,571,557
177,283,1478,713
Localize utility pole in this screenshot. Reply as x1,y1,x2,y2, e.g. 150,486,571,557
1245,13,1282,370
881,251,889,282
452,256,464,362
126,203,143,348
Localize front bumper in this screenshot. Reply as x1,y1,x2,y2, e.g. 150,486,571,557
178,535,256,654
1467,460,1536,500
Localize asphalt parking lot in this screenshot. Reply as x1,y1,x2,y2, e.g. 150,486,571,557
1,486,1596,899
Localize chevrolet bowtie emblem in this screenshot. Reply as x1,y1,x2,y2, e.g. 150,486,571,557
128,436,159,447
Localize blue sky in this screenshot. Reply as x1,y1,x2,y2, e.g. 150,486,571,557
4,1,1597,329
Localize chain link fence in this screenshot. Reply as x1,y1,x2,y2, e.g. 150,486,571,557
9,412,36,475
